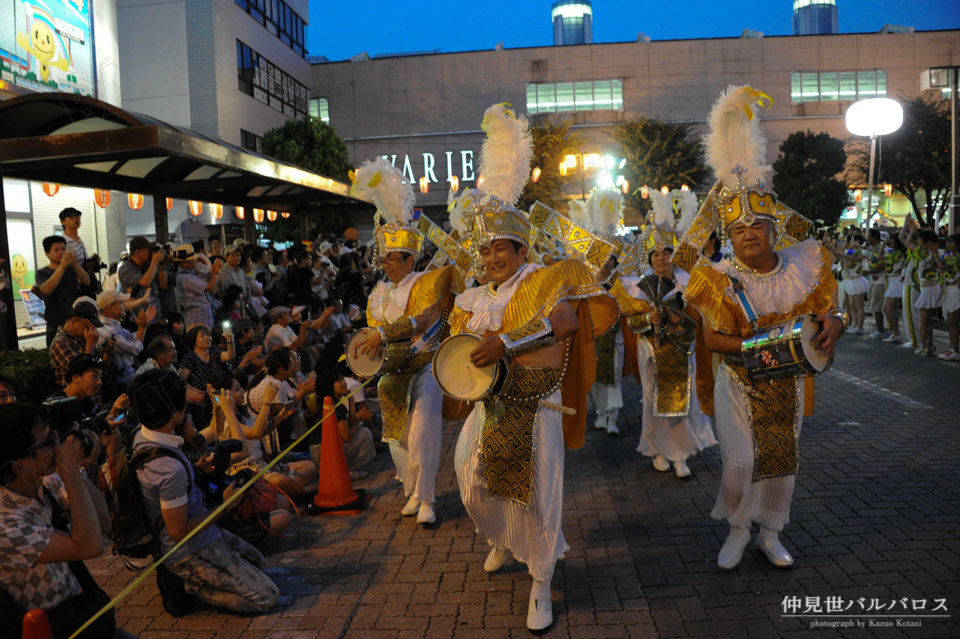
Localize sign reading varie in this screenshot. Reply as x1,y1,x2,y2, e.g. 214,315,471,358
379,151,478,187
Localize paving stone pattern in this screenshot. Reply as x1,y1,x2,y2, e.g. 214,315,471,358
88,335,960,638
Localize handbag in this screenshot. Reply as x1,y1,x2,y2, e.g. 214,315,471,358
235,477,279,520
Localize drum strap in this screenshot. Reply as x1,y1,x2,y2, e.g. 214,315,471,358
726,275,760,333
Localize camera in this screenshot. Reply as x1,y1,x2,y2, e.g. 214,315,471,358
41,396,103,456
196,439,253,501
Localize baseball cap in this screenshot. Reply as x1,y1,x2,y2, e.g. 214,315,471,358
67,354,105,379
318,241,333,254
224,243,242,255
72,296,97,309
269,305,292,319
58,207,82,221
67,301,103,327
96,290,131,308
231,317,257,332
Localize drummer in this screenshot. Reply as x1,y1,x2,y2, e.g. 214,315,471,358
445,104,617,633
610,189,716,478
349,157,463,526
678,86,844,571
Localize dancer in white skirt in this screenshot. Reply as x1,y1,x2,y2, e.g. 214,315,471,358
935,234,960,361
675,86,845,570
900,217,942,357
881,234,908,343
832,235,869,334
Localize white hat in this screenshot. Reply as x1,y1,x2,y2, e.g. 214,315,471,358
96,290,131,308
318,241,333,254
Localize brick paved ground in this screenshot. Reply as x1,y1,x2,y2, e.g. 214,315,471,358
89,331,960,638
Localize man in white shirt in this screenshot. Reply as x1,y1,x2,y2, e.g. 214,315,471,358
97,290,156,388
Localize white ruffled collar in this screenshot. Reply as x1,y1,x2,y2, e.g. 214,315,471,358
459,263,543,334
369,271,424,323
707,239,823,316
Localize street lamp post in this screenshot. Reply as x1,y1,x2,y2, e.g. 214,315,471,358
845,98,903,229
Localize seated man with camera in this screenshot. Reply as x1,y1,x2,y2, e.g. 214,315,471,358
97,291,156,390
127,369,278,614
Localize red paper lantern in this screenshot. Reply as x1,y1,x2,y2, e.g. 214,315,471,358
281,211,290,219
94,189,110,208
253,208,264,223
188,201,203,217
211,203,223,219
235,206,245,220
42,183,60,196
127,193,144,210
267,210,278,222
621,180,630,195
531,167,542,183
166,198,173,211
640,186,650,199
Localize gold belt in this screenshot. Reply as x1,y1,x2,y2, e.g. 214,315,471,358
594,322,619,386
724,356,800,482
378,349,435,445
645,333,693,417
481,366,562,509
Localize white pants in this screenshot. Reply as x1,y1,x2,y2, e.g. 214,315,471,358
590,334,624,431
711,363,804,532
454,389,567,582
389,369,443,504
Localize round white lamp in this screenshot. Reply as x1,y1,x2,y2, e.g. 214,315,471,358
846,98,904,227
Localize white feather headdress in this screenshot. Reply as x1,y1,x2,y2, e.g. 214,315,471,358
478,104,533,207
567,199,591,231
587,189,623,237
350,157,415,225
672,189,699,235
704,86,773,188
649,191,675,229
447,189,478,238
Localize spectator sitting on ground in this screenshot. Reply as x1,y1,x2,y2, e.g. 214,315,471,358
36,235,92,346
162,311,189,361
135,336,206,405
246,350,315,459
180,325,235,396
45,355,129,454
128,369,279,613
312,364,376,478
49,302,103,388
219,286,244,322
97,290,156,389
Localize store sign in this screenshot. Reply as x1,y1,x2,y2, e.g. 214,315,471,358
380,151,477,187
3,0,95,96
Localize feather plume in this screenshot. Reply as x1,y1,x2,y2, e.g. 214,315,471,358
567,199,591,230
478,104,534,207
448,189,477,237
350,157,415,225
704,85,773,189
649,191,675,229
672,189,699,235
587,188,623,236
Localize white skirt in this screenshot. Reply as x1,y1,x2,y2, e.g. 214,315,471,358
941,284,959,313
843,277,869,296
915,285,942,309
884,276,904,299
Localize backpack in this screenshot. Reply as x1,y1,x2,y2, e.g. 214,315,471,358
97,442,191,566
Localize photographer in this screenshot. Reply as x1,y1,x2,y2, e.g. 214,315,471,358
173,245,222,330
118,237,167,343
128,369,279,613
97,291,156,389
50,302,103,388
37,236,92,346
45,355,129,455
0,402,139,639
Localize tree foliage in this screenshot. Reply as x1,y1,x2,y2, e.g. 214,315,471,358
516,118,582,211
772,130,849,228
845,93,951,227
258,116,355,243
611,117,710,214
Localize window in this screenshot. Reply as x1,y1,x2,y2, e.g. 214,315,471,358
235,0,306,58
527,79,623,114
790,70,887,103
241,129,262,153
308,98,329,124
237,40,309,118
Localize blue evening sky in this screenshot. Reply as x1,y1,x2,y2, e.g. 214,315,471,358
307,0,960,61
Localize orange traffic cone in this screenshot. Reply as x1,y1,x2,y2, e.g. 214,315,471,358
304,396,368,515
22,609,52,639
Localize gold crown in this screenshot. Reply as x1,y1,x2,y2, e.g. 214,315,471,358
376,220,424,259
716,165,777,232
471,195,532,249
642,225,680,258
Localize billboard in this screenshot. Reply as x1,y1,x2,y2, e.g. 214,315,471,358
0,0,94,96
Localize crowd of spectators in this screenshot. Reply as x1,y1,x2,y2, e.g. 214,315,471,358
0,209,423,636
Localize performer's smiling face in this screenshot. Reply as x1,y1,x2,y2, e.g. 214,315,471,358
383,251,415,283
729,219,776,263
649,248,674,277
481,239,527,286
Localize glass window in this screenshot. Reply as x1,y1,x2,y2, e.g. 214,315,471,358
234,0,245,9
611,79,623,110
876,70,887,97
839,72,857,101
857,70,876,98
555,83,574,111
575,82,593,111
791,72,802,104
819,72,839,101
801,72,819,103
593,80,612,109
526,85,538,115
537,84,556,113
309,98,329,123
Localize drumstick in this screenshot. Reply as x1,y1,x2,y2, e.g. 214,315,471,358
542,402,576,415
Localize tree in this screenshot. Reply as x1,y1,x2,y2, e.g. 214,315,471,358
773,130,849,228
516,118,582,211
845,93,951,228
258,116,355,243
611,117,710,214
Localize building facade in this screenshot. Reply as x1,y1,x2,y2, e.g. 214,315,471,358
311,28,959,231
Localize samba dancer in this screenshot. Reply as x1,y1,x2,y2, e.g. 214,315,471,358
351,159,463,525
611,189,716,477
446,104,616,632
675,87,845,570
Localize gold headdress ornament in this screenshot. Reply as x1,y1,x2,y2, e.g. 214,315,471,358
671,86,814,272
640,189,681,263
350,157,424,259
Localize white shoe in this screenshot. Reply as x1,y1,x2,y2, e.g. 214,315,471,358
717,527,751,570
867,331,884,339
674,459,691,477
483,547,511,573
606,424,620,436
401,494,421,516
526,591,553,633
900,341,914,349
882,334,902,343
416,501,435,525
938,350,960,361
652,455,670,472
758,533,794,567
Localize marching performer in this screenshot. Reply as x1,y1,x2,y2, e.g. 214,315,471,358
570,190,627,436
446,104,616,632
674,87,845,570
611,189,716,477
351,159,463,525
900,216,942,357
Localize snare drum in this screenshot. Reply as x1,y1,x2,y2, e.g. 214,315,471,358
432,334,511,402
741,314,832,381
344,327,411,377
